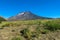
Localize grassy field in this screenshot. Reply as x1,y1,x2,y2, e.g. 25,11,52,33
0,19,60,40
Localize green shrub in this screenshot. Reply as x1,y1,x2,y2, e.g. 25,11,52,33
20,28,32,40
1,23,10,27
11,37,22,40
45,21,60,31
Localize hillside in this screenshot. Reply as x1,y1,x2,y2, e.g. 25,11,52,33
0,19,60,40
0,16,6,22
8,11,50,21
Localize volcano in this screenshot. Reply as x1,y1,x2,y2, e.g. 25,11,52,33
8,11,50,21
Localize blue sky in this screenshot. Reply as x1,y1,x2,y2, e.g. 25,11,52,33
0,0,60,18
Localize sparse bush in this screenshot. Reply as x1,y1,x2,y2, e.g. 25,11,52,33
20,28,32,40
11,37,22,40
0,27,4,29
36,25,41,33
36,25,48,35
44,21,60,31
1,23,10,27
12,30,15,32
41,29,49,34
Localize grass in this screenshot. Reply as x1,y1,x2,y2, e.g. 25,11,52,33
44,20,60,31
0,19,60,40
11,36,24,40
